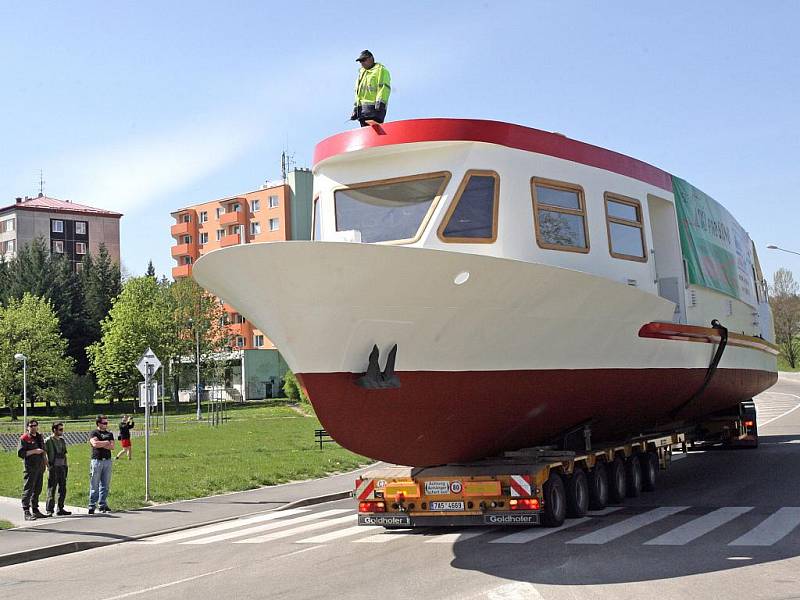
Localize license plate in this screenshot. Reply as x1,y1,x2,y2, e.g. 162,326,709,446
429,501,465,511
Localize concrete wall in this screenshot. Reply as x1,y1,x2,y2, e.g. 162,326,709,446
244,348,289,399
288,169,313,241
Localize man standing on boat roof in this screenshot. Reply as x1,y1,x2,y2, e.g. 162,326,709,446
350,50,391,127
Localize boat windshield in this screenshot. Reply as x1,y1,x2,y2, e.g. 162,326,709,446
334,173,448,243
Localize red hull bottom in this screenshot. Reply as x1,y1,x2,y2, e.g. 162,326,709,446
298,368,777,466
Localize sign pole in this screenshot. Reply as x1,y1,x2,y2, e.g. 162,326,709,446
145,363,152,502
161,366,166,432
136,347,161,504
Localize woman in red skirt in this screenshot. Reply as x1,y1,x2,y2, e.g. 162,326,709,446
115,415,134,460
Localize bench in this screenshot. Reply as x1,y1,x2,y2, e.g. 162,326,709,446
315,429,335,450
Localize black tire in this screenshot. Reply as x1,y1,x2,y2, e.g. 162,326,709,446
626,455,643,497
607,456,627,504
641,452,658,492
565,468,589,518
541,471,567,527
588,462,609,510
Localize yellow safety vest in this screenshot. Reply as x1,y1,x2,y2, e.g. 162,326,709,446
354,63,391,107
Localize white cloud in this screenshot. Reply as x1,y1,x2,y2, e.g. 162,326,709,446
55,108,269,215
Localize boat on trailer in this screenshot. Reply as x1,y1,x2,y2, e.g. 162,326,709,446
192,118,778,467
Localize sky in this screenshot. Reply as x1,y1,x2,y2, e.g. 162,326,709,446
1,1,798,282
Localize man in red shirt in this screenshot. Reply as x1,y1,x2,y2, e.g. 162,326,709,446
17,419,49,520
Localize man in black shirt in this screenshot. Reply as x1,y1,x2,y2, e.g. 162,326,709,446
17,419,49,520
88,415,115,514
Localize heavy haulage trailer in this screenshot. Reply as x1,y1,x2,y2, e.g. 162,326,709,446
355,401,758,528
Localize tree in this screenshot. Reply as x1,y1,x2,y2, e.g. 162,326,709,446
81,243,122,354
0,293,75,419
283,369,309,404
3,238,89,373
145,260,156,278
770,267,800,368
88,275,231,405
64,374,96,419
88,276,173,402
0,255,9,299
162,277,231,406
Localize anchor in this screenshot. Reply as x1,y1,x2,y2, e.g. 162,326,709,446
356,344,400,389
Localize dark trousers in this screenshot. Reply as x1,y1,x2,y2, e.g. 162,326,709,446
22,466,45,511
46,465,68,513
358,106,387,127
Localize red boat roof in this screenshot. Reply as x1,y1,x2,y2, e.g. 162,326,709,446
313,118,673,192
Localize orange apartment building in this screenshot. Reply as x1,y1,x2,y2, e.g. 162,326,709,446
170,169,312,399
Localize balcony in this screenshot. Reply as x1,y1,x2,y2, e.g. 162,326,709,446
220,210,247,227
172,264,192,278
170,221,196,237
171,243,197,258
220,233,241,248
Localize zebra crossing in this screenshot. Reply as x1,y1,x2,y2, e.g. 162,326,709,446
137,504,800,549
754,391,800,427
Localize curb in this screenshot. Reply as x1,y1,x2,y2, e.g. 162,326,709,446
0,490,351,568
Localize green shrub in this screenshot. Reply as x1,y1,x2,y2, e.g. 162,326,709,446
283,369,309,404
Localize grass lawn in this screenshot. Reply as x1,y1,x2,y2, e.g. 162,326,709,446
0,520,12,530
0,405,367,511
0,398,301,434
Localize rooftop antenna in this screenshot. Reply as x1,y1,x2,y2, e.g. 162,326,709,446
38,169,45,197
280,149,296,182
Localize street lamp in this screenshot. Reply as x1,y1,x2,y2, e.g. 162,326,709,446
767,244,800,257
14,353,27,431
188,319,201,420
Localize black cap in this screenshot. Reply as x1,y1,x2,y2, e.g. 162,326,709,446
356,49,374,62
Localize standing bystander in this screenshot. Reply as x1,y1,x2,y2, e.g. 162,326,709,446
45,422,71,516
115,415,135,460
17,419,48,521
88,415,115,514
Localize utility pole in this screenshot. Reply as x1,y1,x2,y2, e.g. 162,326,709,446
196,328,201,420
14,354,27,432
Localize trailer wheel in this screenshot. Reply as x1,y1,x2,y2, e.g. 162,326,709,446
641,452,658,492
607,457,627,504
588,462,608,510
542,472,567,527
625,455,643,497
566,468,589,518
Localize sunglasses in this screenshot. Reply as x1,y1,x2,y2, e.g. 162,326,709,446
29,424,38,427
57,428,64,432
99,421,108,425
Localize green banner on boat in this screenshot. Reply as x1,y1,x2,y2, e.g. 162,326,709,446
673,176,757,307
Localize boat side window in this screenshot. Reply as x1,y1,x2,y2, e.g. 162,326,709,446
531,178,589,253
334,172,451,243
438,170,499,243
604,193,647,262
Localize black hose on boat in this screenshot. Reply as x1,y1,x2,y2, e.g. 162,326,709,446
670,319,728,419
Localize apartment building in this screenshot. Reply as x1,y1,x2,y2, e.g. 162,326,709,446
0,194,122,269
170,169,312,399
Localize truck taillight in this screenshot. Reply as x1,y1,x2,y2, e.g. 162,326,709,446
509,498,540,511
358,501,386,513
744,420,755,428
